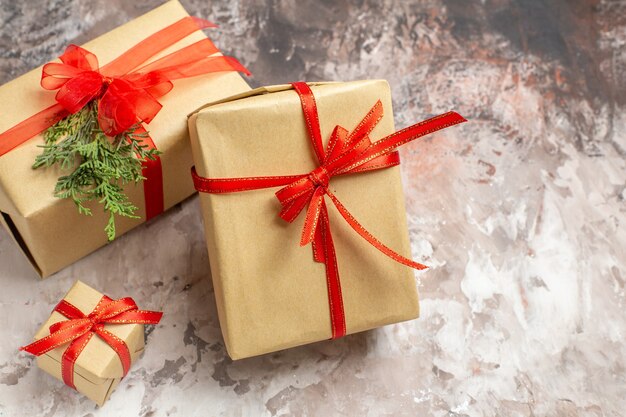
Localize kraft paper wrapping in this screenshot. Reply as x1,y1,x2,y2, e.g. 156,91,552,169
0,0,250,278
188,80,420,360
33,281,145,406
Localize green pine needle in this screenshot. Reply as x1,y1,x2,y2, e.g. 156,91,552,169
33,101,160,241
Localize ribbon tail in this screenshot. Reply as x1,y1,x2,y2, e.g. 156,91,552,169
345,99,384,145
311,227,325,263
351,111,467,171
0,104,68,157
326,190,428,270
300,187,325,246
318,207,346,339
20,320,91,356
152,55,251,81
105,309,163,324
20,299,92,356
279,192,311,223
100,17,217,76
326,125,349,162
338,151,400,175
134,38,220,74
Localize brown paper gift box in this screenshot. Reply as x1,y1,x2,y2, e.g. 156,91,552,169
32,281,146,406
0,0,250,278
188,80,420,360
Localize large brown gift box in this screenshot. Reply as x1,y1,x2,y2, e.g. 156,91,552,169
32,281,148,406
0,0,250,278
188,80,420,359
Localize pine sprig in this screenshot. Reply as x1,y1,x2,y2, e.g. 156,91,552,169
33,102,160,240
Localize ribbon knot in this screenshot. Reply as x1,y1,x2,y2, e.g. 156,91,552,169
308,166,330,188
87,315,99,326
21,294,162,390
191,82,467,340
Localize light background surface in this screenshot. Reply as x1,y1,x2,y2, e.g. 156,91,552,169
0,0,625,416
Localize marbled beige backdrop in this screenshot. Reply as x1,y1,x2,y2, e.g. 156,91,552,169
0,0,625,416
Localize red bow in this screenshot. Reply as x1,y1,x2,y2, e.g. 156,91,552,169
0,16,249,153
191,82,466,339
0,16,250,221
21,296,163,389
40,34,249,136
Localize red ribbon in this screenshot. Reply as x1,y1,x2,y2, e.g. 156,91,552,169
20,295,162,389
0,16,250,220
191,82,467,339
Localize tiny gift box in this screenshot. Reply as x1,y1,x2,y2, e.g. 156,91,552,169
0,0,250,278
20,281,163,406
188,80,465,359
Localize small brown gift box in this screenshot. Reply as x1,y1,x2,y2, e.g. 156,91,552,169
0,0,250,278
188,80,420,359
31,281,147,406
